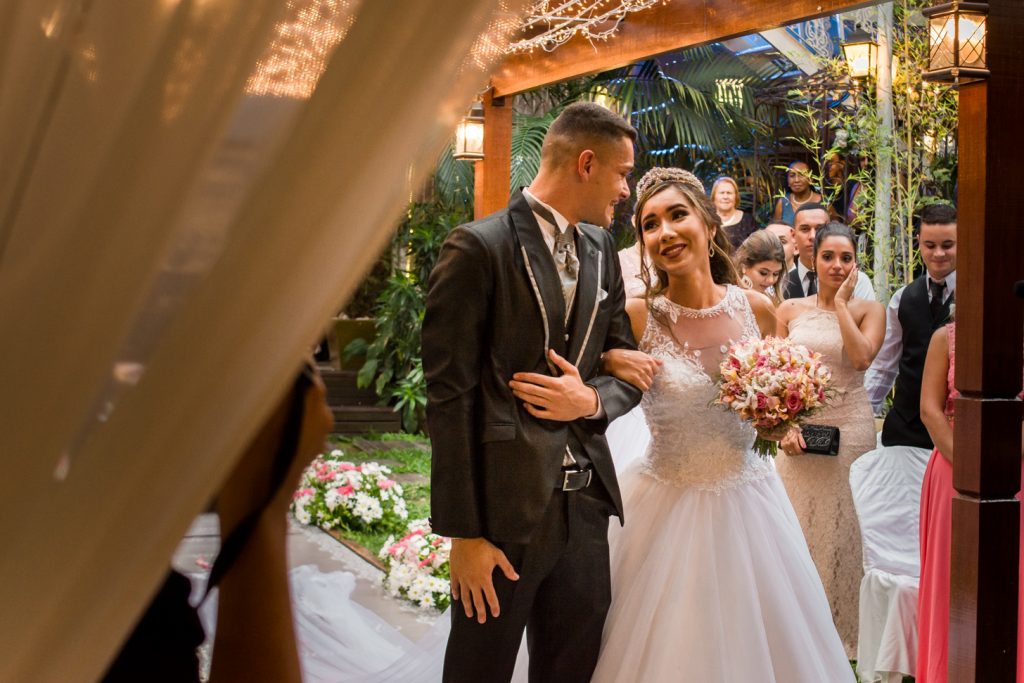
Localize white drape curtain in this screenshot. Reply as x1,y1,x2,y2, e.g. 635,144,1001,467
0,1,524,680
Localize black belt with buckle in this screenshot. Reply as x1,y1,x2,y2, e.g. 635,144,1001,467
560,467,593,492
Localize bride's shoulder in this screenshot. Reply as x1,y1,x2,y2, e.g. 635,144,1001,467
740,287,776,335
625,297,649,341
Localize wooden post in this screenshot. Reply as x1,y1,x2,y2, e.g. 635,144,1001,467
474,89,512,220
949,1,1024,678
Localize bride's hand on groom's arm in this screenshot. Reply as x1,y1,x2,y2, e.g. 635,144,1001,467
600,348,661,391
450,538,519,624
509,350,601,421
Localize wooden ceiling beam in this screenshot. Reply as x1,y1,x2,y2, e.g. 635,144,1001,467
491,0,879,96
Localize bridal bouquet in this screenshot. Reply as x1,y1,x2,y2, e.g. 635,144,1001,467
714,336,832,457
379,519,452,610
291,449,409,531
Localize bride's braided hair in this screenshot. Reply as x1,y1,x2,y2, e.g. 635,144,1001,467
633,167,739,301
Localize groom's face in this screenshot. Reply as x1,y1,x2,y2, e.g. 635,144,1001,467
578,135,634,227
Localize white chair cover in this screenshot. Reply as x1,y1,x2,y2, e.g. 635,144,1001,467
0,2,525,680
850,445,932,682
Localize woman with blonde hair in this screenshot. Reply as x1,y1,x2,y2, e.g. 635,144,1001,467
710,175,758,248
734,229,788,307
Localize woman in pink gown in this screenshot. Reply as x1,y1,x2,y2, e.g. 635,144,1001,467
916,322,958,682
917,322,1024,681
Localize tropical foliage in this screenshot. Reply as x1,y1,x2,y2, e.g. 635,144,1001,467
782,0,958,295
345,198,467,433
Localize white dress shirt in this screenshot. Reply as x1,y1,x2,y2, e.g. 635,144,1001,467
793,259,876,300
864,271,957,413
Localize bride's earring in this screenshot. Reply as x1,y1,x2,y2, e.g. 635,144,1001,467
740,274,754,289
709,241,715,257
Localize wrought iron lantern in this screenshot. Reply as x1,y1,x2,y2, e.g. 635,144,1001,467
453,102,485,161
840,25,878,81
922,1,989,82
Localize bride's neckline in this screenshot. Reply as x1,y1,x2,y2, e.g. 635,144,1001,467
657,285,733,320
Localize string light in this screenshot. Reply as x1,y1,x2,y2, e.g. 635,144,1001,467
245,0,358,99
507,0,669,54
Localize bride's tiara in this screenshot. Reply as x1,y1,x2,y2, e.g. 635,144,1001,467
635,167,705,204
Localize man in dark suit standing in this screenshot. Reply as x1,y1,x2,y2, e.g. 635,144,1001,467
865,203,957,448
422,102,643,682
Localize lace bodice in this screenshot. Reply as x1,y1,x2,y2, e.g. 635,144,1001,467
637,285,773,491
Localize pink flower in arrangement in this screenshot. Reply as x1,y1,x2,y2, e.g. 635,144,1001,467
337,485,355,496
785,390,803,414
339,462,357,472
755,393,768,410
379,479,396,490
294,487,314,498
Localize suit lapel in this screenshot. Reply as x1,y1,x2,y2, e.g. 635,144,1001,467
786,267,803,299
509,192,567,366
566,227,602,366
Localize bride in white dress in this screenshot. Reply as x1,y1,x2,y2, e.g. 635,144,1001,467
591,167,854,682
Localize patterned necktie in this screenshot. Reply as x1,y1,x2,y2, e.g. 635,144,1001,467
553,225,579,277
929,279,946,321
525,195,579,314
806,270,817,295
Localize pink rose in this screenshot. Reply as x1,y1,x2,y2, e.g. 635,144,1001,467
785,390,803,414
755,393,768,411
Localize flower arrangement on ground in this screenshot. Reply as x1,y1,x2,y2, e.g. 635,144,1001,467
714,336,832,456
291,449,408,531
379,519,452,611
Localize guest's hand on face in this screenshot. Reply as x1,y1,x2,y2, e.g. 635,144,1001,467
836,265,858,307
601,348,661,391
510,350,601,421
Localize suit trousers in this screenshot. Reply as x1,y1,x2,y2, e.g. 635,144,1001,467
442,488,612,683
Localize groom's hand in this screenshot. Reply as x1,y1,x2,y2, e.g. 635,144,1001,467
509,350,600,421
450,538,519,624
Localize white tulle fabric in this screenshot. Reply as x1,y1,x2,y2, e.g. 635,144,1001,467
592,286,854,682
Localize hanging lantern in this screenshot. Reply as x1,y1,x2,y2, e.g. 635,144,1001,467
922,1,989,82
453,102,485,161
841,25,879,81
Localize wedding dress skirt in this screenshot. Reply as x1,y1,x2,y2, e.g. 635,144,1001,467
591,461,855,682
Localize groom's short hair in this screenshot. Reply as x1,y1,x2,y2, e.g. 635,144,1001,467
542,102,637,167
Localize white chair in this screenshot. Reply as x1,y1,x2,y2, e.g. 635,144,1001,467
850,445,932,683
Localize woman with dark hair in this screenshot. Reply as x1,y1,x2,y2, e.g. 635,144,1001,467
711,176,758,248
774,221,885,657
734,229,787,307
594,168,854,682
772,161,823,226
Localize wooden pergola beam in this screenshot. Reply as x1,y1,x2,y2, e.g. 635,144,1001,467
949,0,1024,677
491,0,877,97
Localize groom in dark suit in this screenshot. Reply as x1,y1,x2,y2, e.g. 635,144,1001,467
422,102,643,682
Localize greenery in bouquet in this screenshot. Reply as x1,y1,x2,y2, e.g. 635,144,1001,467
714,336,833,457
291,449,408,532
379,519,452,611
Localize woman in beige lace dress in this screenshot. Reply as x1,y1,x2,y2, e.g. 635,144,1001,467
775,222,885,656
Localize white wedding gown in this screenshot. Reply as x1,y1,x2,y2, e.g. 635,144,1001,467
590,286,854,682
237,286,850,682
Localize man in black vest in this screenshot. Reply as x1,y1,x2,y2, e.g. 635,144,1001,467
423,102,642,682
865,203,957,448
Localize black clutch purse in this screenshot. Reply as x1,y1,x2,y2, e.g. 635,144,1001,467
800,423,840,456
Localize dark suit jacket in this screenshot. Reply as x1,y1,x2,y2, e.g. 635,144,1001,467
422,191,642,544
785,266,805,300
